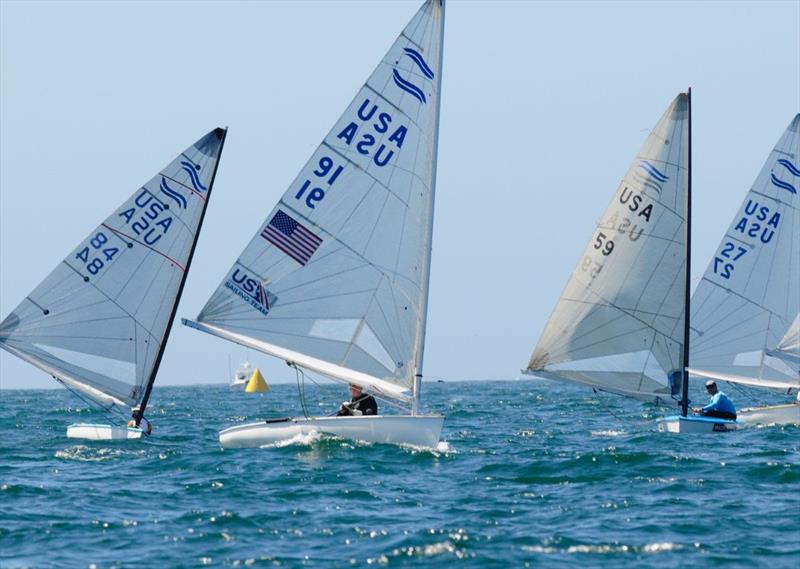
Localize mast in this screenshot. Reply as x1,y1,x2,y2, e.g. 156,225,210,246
137,128,228,420
411,0,446,416
681,89,692,417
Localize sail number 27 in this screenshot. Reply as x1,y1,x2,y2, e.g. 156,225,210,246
294,156,345,209
712,241,747,279
75,232,119,276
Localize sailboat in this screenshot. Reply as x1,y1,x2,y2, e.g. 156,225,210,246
183,0,446,448
689,115,800,426
525,91,733,433
0,128,227,440
769,313,800,366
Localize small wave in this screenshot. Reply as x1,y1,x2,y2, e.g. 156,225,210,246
388,540,471,559
258,429,323,448
590,430,626,437
400,440,455,456
522,542,687,554
55,445,144,462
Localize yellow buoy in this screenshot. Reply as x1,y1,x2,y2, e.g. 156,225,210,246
244,368,270,393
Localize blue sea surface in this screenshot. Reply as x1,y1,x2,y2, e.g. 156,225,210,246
1,380,798,568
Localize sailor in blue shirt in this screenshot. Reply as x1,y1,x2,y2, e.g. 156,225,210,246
692,380,736,420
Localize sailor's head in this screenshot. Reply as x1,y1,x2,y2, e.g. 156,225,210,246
705,380,718,395
131,406,142,420
348,383,363,397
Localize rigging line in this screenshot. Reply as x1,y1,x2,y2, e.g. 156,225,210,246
592,388,629,422
726,379,757,401
56,377,128,423
294,364,310,419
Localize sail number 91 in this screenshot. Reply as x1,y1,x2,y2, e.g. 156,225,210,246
295,156,345,209
76,232,119,276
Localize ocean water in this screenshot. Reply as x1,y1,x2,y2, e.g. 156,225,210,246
1,379,798,568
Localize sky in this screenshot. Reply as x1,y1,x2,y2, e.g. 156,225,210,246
1,0,798,391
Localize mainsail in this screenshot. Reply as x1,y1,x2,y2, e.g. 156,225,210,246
185,1,445,406
526,94,691,403
690,115,800,389
770,313,800,365
0,128,227,413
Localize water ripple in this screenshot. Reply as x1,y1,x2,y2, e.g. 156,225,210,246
0,381,798,567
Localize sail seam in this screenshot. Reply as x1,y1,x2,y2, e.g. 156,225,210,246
161,172,208,202
101,224,186,271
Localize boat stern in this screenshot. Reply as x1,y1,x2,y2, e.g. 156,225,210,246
657,415,739,434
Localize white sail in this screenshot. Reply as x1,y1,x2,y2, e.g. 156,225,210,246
690,115,800,389
526,94,691,403
0,128,227,409
769,313,800,365
188,1,445,403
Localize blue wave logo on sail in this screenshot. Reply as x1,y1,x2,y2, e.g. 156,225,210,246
181,160,207,192
225,268,276,316
391,47,435,105
160,177,187,209
403,47,434,79
633,160,669,194
770,159,799,195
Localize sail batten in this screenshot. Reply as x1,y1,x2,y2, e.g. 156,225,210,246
527,94,691,403
0,128,227,410
191,1,445,396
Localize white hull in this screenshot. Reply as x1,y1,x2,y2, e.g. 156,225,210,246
657,415,739,434
738,403,800,426
229,378,248,390
66,423,144,440
219,415,444,449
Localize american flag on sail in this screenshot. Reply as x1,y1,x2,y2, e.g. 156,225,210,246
261,209,322,266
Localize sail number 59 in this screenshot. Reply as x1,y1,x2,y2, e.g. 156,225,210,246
594,232,615,256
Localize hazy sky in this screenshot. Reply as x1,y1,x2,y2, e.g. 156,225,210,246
1,0,798,391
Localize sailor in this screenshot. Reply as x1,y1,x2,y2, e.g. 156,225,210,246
337,383,378,417
127,406,153,434
692,380,737,420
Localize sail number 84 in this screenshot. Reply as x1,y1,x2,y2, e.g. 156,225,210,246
75,232,119,276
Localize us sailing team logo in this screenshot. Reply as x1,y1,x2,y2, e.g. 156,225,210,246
634,160,669,194
392,47,434,105
225,268,277,316
770,158,799,195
